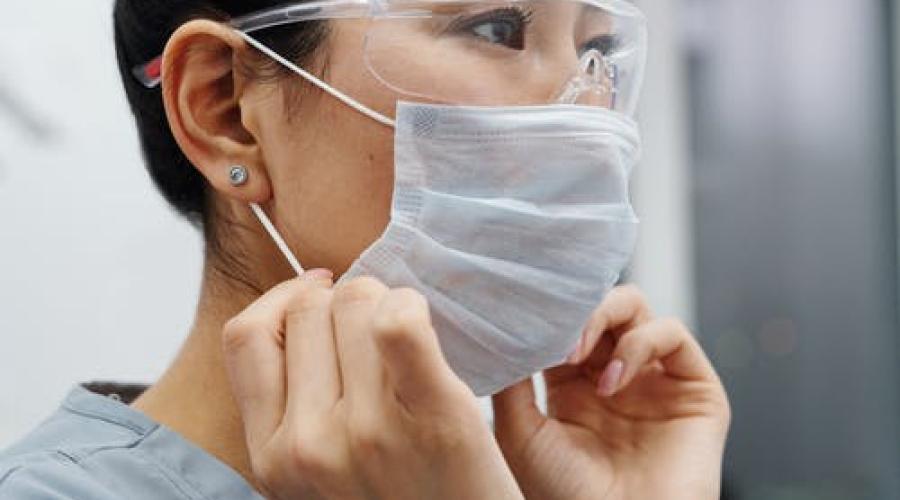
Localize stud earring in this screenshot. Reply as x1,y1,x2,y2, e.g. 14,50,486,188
229,165,249,186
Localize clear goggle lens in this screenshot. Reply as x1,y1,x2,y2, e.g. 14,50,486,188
363,0,646,113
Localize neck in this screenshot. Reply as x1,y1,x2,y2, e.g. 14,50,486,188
132,256,266,488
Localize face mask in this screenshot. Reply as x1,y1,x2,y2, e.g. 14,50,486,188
240,33,641,396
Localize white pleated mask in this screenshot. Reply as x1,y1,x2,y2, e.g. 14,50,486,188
241,34,642,396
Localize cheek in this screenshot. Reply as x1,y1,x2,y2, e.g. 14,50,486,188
266,94,397,275
265,19,407,274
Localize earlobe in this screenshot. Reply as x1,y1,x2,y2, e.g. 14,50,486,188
160,20,272,205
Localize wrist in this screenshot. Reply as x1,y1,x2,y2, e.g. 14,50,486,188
442,438,523,500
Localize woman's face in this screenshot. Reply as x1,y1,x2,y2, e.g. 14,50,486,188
215,2,623,277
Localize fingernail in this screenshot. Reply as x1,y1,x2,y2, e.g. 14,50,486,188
301,268,334,281
597,359,625,397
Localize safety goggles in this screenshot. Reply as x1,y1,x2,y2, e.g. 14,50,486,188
135,0,647,115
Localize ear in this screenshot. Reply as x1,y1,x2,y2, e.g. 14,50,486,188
160,20,271,204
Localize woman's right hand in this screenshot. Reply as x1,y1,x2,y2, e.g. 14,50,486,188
222,272,523,500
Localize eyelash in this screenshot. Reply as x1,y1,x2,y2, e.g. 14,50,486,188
446,8,620,57
448,6,535,50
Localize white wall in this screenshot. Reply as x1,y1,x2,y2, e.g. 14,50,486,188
0,1,204,446
631,0,697,327
895,0,900,310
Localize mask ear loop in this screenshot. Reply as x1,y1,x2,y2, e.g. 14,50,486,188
250,203,305,276
238,31,397,277
237,32,396,128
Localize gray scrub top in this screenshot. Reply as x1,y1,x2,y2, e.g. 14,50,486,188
0,384,264,499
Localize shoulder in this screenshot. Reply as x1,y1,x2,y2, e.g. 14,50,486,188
0,385,261,500
0,451,121,499
0,385,169,499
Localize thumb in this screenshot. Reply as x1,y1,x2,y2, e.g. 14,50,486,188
492,378,544,452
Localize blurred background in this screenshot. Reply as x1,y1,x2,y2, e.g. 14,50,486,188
0,1,897,499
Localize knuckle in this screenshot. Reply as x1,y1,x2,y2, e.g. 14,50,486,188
616,331,643,356
390,287,430,308
221,316,257,353
273,278,305,293
278,278,325,301
333,277,387,306
285,287,333,317
618,324,655,354
382,289,430,324
348,418,389,458
373,291,432,346
605,283,644,305
659,317,692,338
287,430,330,474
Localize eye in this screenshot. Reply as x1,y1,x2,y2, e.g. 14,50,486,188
450,7,534,50
582,34,620,56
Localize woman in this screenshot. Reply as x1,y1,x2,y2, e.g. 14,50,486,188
0,0,730,498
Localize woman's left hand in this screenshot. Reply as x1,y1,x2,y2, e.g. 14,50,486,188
492,285,731,500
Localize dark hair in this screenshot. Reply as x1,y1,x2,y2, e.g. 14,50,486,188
113,1,329,230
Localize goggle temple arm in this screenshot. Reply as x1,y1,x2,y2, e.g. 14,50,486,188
134,57,163,88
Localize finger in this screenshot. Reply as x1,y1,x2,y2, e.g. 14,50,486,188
568,284,653,365
597,318,717,397
331,277,389,406
371,288,458,406
284,283,340,418
222,270,333,452
491,378,544,452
